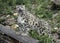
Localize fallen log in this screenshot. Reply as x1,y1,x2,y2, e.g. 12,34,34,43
0,24,39,43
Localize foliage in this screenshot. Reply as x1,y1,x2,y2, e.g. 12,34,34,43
29,30,52,43
51,28,57,33
0,0,53,18
23,0,54,19
0,0,16,15
16,0,24,5
55,14,60,28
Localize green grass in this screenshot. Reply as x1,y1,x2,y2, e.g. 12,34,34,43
29,30,52,43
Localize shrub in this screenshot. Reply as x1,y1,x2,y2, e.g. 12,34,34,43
29,30,52,43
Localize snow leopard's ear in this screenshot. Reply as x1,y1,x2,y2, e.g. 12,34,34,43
51,0,60,5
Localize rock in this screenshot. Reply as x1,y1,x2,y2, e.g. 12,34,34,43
4,17,16,25
0,38,10,43
16,32,20,35
11,24,19,31
13,13,18,16
54,27,58,30
6,15,10,18
52,13,58,18
51,0,60,5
